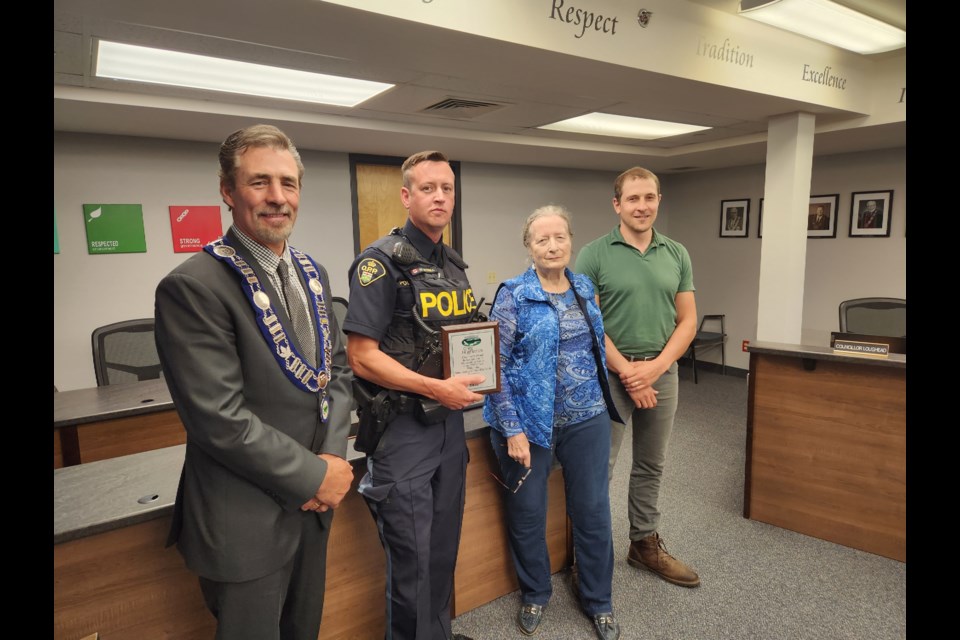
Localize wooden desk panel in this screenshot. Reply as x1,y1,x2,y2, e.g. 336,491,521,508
456,436,518,614
746,352,905,561
54,431,63,469
54,517,215,640
53,487,385,640
453,436,569,615
54,430,570,639
74,410,186,464
320,476,386,640
54,379,181,468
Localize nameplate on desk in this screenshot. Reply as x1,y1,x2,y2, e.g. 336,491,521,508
831,340,890,358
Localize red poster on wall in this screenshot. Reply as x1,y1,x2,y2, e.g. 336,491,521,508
169,206,223,253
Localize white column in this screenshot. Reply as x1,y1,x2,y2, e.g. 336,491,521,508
756,112,815,343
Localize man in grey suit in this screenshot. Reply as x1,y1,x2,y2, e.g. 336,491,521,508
155,124,354,640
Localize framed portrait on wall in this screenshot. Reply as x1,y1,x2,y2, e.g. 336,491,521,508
807,194,839,238
720,199,749,237
849,190,893,238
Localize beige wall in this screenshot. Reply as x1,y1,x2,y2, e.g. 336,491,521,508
53,132,354,390
54,132,905,389
665,146,906,370
459,162,620,307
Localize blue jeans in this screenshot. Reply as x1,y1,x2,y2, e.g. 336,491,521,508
491,411,614,616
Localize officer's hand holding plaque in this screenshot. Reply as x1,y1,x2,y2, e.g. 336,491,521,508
441,322,501,393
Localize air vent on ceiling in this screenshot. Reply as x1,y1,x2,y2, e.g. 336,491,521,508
666,166,700,172
420,97,508,119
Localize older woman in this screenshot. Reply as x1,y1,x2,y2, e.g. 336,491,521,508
483,205,621,640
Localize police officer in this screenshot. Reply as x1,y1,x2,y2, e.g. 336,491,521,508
343,150,482,640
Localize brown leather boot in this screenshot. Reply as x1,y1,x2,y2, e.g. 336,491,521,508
628,532,700,588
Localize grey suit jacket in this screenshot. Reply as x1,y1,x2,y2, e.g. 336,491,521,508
155,228,353,583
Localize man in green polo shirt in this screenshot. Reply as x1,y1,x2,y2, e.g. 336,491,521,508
575,166,700,589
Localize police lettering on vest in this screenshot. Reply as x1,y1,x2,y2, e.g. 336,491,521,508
419,288,477,320
364,230,476,375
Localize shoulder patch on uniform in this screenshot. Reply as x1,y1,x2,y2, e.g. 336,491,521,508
357,258,386,286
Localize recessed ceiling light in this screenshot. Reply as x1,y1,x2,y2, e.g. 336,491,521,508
738,0,905,55
539,113,710,140
95,40,394,107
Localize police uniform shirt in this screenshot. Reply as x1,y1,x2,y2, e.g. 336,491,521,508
343,220,468,345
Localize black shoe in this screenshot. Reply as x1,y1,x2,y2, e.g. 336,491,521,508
592,612,620,640
517,603,544,635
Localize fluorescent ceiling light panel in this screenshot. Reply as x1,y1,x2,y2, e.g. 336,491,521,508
539,113,710,140
95,40,393,107
738,0,905,55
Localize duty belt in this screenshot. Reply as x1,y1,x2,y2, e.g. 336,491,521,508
394,394,421,415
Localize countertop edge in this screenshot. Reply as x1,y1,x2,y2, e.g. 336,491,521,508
55,410,492,544
54,506,171,545
54,401,177,429
747,341,906,369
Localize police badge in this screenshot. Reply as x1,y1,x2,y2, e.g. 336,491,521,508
357,258,386,286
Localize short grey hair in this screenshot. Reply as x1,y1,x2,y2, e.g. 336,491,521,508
522,204,573,248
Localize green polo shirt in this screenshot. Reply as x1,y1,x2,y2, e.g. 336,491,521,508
575,226,695,357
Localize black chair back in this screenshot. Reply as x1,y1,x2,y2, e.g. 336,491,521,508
838,298,906,337
331,297,349,346
91,318,163,386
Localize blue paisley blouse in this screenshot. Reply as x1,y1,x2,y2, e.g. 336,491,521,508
483,266,611,449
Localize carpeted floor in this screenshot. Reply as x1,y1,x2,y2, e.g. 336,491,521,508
452,369,907,640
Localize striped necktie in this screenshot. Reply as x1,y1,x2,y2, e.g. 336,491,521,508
277,259,316,368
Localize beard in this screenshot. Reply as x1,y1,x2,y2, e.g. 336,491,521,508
253,209,295,246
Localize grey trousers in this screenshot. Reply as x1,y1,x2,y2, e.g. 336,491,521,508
606,361,679,541
198,510,332,640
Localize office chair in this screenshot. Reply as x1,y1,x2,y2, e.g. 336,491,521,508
687,314,726,384
91,318,163,386
330,297,349,346
838,298,906,337
328,296,359,415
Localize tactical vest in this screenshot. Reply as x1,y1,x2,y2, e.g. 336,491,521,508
371,229,476,375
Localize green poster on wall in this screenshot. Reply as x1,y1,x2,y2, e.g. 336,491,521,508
83,204,147,254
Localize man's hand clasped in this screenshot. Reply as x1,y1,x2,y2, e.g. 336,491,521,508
302,453,354,512
620,360,664,409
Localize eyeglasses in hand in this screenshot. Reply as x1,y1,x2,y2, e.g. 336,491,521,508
489,466,532,494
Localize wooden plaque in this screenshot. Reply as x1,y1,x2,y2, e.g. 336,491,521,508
441,321,501,394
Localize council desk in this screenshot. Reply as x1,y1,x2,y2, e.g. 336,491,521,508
744,341,906,562
53,406,572,640
53,378,183,468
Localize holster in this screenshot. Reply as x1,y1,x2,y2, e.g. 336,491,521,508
353,380,398,454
